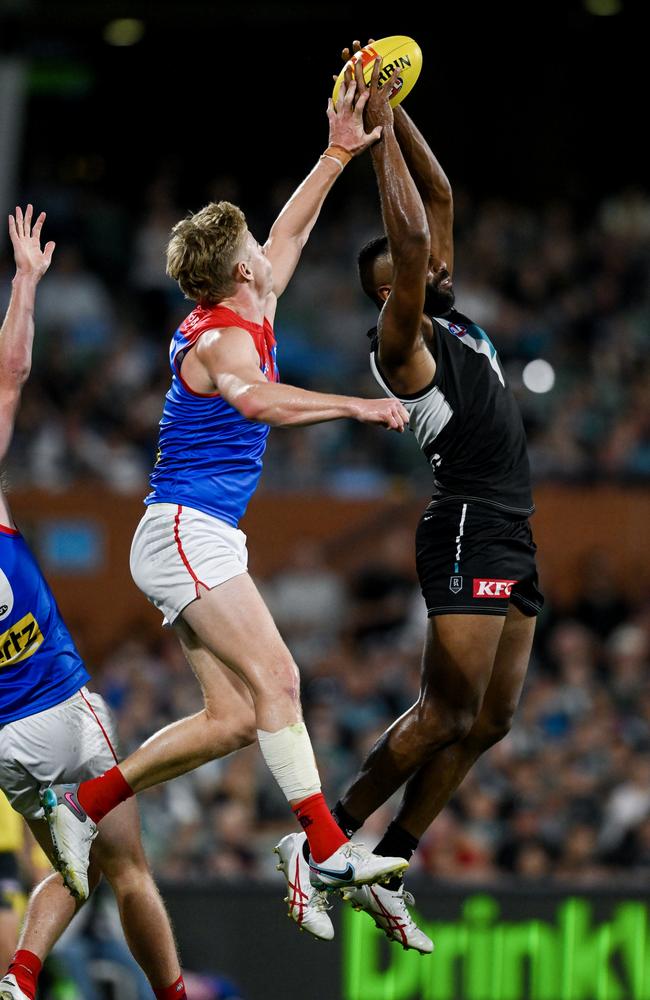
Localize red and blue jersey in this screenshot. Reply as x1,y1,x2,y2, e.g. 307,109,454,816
145,304,279,528
0,525,90,724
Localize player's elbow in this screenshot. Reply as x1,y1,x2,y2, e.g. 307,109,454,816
235,387,283,426
403,227,430,252
235,389,267,423
0,360,31,388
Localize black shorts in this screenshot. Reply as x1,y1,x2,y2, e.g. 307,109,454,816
415,499,543,617
0,851,20,909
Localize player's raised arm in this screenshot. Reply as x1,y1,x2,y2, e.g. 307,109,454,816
0,206,55,465
194,326,409,431
392,104,454,273
343,41,453,273
263,70,381,300
360,58,431,368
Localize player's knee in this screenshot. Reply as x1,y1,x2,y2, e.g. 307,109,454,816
418,699,478,747
264,657,301,707
470,708,515,751
204,706,256,751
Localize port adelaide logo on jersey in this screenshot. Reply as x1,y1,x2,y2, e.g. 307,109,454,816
449,575,463,594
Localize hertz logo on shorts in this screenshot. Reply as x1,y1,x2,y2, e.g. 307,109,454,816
0,612,44,668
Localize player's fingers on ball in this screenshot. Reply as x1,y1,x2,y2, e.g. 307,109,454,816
370,55,382,88
353,56,365,89
354,89,369,113
341,46,351,61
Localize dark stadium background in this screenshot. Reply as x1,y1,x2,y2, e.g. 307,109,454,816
2,0,648,210
1,3,649,1000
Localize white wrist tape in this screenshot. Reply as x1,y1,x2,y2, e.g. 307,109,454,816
257,723,321,803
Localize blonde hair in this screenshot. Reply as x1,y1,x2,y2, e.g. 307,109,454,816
166,201,248,305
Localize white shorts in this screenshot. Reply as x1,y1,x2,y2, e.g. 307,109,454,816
130,503,249,625
0,688,119,820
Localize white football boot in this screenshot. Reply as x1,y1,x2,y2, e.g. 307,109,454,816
41,783,97,900
341,882,434,954
0,974,30,1000
274,833,334,940
308,841,408,890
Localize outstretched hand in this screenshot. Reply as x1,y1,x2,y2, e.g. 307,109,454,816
327,63,382,156
340,40,397,137
356,53,394,136
8,205,55,280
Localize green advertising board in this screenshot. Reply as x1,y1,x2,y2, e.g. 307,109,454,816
343,894,650,1000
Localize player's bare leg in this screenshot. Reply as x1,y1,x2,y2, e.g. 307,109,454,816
339,613,506,823
1,820,99,1000
339,605,535,953
391,605,535,837
117,618,258,793
178,576,407,888
90,798,183,993
44,576,407,908
4,803,185,1000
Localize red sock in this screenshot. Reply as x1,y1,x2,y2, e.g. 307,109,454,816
154,974,186,1000
76,765,134,823
292,792,348,862
8,950,42,1000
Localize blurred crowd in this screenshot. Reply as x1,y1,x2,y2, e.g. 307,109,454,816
1,173,649,495
91,532,650,887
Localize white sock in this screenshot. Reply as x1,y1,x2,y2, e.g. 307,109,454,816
257,722,321,802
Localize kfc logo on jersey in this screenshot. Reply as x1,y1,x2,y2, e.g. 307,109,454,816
473,578,517,598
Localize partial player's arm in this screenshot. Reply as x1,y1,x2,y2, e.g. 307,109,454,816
263,72,381,300
343,41,453,272
361,59,432,379
392,105,453,272
0,206,55,466
194,327,409,431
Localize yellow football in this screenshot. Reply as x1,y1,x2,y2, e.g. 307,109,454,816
332,35,423,109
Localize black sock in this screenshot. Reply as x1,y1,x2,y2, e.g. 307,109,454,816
373,822,420,890
331,800,362,839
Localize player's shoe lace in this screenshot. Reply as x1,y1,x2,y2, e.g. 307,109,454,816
309,840,408,890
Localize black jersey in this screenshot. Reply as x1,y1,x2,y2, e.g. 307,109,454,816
369,308,534,516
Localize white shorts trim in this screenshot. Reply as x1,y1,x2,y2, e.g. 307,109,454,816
130,503,249,625
0,687,119,820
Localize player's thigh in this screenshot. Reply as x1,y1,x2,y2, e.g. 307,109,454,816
421,612,506,712
173,616,254,721
25,818,58,868
482,602,536,716
180,574,299,695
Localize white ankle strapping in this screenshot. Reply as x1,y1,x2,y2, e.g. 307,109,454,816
257,723,321,802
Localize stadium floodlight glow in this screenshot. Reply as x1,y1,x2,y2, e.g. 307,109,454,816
523,359,555,394
103,19,145,46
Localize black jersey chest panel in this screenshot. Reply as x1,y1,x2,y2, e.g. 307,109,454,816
369,309,534,515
